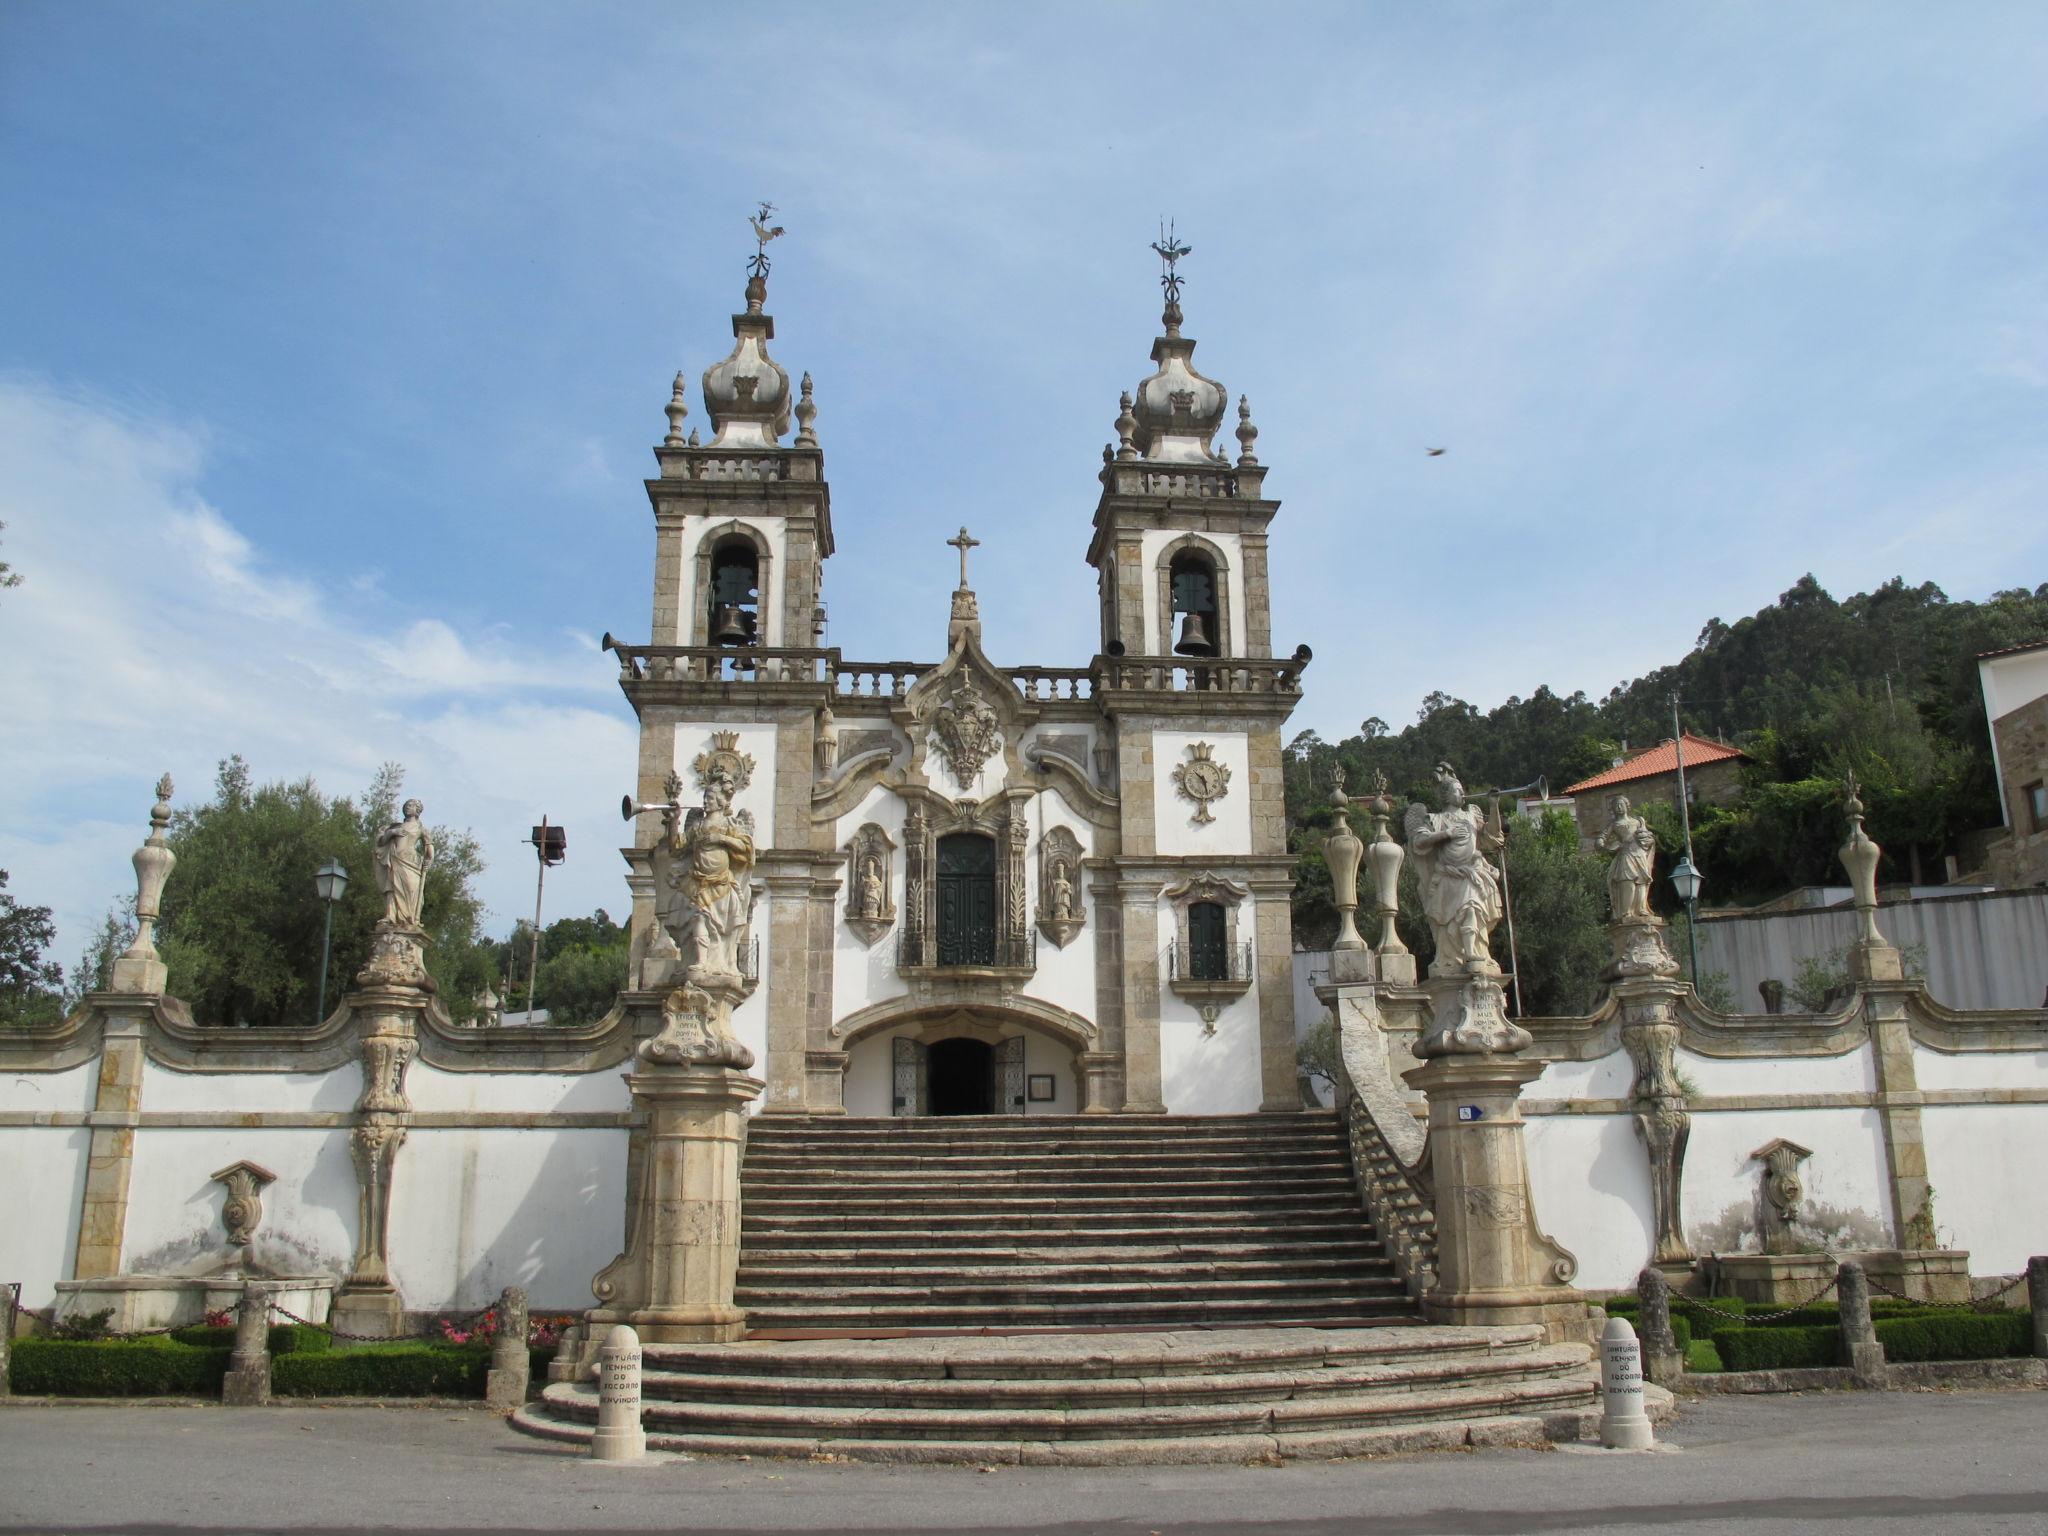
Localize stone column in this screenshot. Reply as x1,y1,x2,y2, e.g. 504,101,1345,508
329,930,426,1342
222,1282,274,1406
1118,886,1166,1114
1613,969,1694,1270
589,975,763,1345
1838,1261,1887,1389
485,1285,531,1413
2028,1256,2048,1359
1402,1052,1585,1342
1635,1267,1684,1387
71,1005,148,1282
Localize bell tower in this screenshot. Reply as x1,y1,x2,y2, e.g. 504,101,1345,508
1085,230,1274,664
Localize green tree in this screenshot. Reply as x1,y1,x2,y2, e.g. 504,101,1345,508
0,870,65,1026
155,757,496,1026
1497,811,1609,1018
497,908,630,1026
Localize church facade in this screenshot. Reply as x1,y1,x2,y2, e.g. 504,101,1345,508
607,263,1311,1120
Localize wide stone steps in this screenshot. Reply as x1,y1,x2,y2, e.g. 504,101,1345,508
736,1240,1385,1268
737,1256,1391,1287
511,1325,1610,1464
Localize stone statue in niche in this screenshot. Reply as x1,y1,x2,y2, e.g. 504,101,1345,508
928,674,1003,790
842,822,897,947
1403,764,1504,974
1597,794,1657,923
373,799,434,928
1035,825,1086,948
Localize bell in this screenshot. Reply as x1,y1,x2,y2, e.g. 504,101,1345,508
1174,611,1215,657
711,604,749,645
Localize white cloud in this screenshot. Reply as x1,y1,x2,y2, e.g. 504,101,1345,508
0,377,639,970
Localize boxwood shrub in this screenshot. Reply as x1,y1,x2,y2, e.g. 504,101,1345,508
1874,1311,2029,1363
166,1324,331,1356
9,1336,231,1397
271,1342,489,1398
1712,1324,1840,1372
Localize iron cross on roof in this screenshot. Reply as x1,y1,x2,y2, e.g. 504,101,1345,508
947,526,980,588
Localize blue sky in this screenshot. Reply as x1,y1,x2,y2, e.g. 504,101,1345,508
3,2,2044,964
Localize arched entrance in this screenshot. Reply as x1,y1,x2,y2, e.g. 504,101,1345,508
928,1037,994,1115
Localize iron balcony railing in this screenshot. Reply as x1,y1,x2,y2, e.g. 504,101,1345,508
1166,938,1255,985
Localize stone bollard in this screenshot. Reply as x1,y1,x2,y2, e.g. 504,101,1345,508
589,1324,645,1462
1599,1315,1655,1450
1636,1268,1685,1387
547,1321,586,1384
2028,1256,2048,1360
222,1284,273,1406
1837,1262,1887,1389
1,1283,16,1399
485,1286,530,1414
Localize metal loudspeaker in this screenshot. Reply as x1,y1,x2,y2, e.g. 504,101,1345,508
1174,611,1215,656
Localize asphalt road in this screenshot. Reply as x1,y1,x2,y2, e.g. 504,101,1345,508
0,1388,2044,1535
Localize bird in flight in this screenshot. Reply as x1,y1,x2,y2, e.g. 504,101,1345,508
1426,447,1447,457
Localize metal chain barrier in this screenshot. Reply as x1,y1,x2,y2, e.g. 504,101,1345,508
1671,1255,1844,1325
268,1299,501,1344
1862,1268,2029,1312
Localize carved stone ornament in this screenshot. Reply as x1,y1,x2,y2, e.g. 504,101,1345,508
1035,826,1087,949
1753,1137,1813,1255
843,822,898,947
1171,741,1231,825
1462,1186,1528,1228
357,922,434,991
928,674,1003,790
211,1160,278,1248
692,730,756,798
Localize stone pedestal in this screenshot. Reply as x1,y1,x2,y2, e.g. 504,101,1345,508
1403,1053,1584,1342
588,1061,764,1345
332,971,423,1344
1857,1248,1972,1305
1705,1247,1971,1307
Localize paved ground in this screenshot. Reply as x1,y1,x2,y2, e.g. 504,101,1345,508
0,1388,2044,1535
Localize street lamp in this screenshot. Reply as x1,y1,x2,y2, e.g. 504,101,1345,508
1669,853,1703,986
313,859,349,1026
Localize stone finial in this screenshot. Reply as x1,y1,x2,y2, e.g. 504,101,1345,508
111,773,176,994
662,371,689,447
1114,391,1138,461
1235,395,1259,466
793,371,818,446
687,427,701,447
1326,768,1366,952
474,985,501,1028
211,1160,278,1248
1365,769,1408,958
1839,774,1887,950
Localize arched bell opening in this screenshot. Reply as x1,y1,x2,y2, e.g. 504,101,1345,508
709,536,761,647
1169,550,1220,658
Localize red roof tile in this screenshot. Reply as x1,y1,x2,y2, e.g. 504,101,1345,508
1564,734,1748,795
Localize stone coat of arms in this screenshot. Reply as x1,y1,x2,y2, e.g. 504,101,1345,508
928,676,1002,790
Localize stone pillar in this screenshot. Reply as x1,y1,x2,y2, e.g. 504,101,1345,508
1403,1053,1585,1342
2027,1256,2047,1360
1636,1267,1684,1387
1324,774,1365,954
72,1005,148,1282
330,934,425,1343
1118,887,1166,1114
590,1325,646,1462
1838,1262,1887,1388
588,1030,763,1344
221,1283,273,1406
1614,974,1694,1269
485,1285,531,1414
0,1285,14,1399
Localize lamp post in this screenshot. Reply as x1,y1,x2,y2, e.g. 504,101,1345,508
1668,695,1705,989
313,859,349,1025
524,819,567,1019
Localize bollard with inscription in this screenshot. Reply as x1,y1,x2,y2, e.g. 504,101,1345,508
1837,1262,1887,1389
2026,1256,2047,1360
221,1283,273,1406
485,1286,530,1414
590,1324,646,1461
1599,1315,1654,1449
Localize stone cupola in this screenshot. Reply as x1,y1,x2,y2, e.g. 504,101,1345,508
1128,296,1230,465
700,272,793,448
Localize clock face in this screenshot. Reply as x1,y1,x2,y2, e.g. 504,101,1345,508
1182,761,1227,799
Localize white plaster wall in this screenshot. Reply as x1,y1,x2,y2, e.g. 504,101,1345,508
840,1024,1078,1117
1140,528,1248,659
832,785,910,1026
0,1062,99,1113
1921,1104,2048,1273
1022,788,1098,1022
678,513,791,647
404,1063,631,1115
1018,723,1100,781
1679,1107,1893,1252
1529,1051,1636,1102
140,1059,360,1114
0,1126,87,1305
388,1127,627,1310
1153,730,1252,857
1524,1113,1655,1292
1155,902,1263,1115
1911,1044,2048,1093
1676,1044,1875,1098
123,1128,358,1281
671,722,779,842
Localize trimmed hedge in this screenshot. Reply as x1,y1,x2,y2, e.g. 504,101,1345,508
1712,1324,1839,1372
166,1324,331,1356
272,1342,489,1398
1875,1311,2029,1363
9,1336,231,1397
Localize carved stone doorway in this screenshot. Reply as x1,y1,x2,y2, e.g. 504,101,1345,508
929,1037,994,1116
890,1030,1028,1117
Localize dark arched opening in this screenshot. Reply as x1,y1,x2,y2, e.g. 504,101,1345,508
1169,551,1219,657
928,1037,995,1115
1188,900,1229,980
709,536,761,646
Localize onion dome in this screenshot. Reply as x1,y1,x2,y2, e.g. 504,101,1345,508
1129,290,1228,464
700,272,792,447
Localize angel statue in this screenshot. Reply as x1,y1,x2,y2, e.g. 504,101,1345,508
1402,763,1505,974
1596,794,1657,923
653,765,758,983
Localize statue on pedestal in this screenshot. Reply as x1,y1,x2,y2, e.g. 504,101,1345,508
643,767,757,1067
1596,795,1655,923
373,800,434,928
1404,763,1528,1056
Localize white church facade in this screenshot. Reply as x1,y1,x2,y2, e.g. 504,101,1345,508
609,258,1310,1121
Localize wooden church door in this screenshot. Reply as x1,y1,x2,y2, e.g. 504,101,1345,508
935,833,998,966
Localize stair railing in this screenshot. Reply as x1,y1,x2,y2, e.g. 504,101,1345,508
1335,1044,1439,1304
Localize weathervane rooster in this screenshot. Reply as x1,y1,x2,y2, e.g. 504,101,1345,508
1150,218,1191,304
747,201,785,278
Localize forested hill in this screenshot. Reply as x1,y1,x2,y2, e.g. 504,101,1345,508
1284,576,2048,922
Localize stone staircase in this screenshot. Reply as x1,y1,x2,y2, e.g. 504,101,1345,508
514,1324,1606,1463
734,1111,1414,1333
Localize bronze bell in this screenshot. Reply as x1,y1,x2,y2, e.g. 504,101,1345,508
711,604,749,645
1174,611,1215,657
